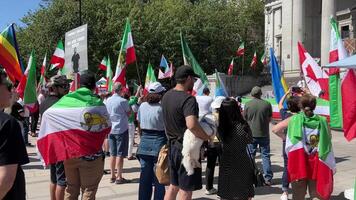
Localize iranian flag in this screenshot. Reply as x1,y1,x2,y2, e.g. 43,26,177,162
16,52,33,98
236,42,245,56
113,18,136,86
50,40,65,69
23,50,38,112
180,32,208,96
286,113,336,200
250,51,257,69
144,63,157,94
38,54,47,89
98,57,107,71
260,51,267,65
329,17,348,129
37,88,111,165
341,69,356,141
227,58,234,76
298,42,329,99
106,56,113,92
69,73,80,92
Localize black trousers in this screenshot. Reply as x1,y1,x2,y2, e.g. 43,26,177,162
30,109,39,133
205,144,222,190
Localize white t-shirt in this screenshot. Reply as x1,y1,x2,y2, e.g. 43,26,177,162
196,95,213,117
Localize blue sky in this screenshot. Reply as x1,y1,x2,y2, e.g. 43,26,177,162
0,0,43,30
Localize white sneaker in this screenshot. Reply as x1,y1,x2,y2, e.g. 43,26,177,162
280,193,288,200
205,188,218,195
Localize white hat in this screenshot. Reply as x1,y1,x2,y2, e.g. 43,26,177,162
211,96,226,109
148,82,166,94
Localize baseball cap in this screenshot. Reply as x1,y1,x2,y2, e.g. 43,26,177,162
148,82,166,94
175,65,200,80
47,75,71,88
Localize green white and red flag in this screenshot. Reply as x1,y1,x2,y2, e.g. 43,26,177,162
329,17,348,129
106,56,113,92
341,69,356,141
113,18,136,86
38,54,47,89
227,58,234,76
50,40,65,70
16,53,32,98
260,51,267,65
144,63,157,95
236,42,245,56
23,50,38,112
250,51,257,69
286,113,335,200
37,88,111,165
98,57,107,71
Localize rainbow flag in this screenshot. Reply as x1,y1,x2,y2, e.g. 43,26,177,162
0,24,23,82
269,48,288,107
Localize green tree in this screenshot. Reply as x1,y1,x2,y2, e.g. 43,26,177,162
16,0,265,82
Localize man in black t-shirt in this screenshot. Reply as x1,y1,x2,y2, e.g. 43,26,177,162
40,75,70,200
0,76,29,200
162,65,210,200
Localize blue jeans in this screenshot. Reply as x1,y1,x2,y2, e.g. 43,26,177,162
248,137,273,182
138,155,165,200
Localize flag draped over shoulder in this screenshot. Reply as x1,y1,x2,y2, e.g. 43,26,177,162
286,112,335,200
298,42,329,99
180,32,208,95
37,88,111,165
0,24,23,82
113,18,136,86
329,17,347,129
269,48,288,106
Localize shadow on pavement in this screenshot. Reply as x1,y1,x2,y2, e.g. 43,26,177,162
335,156,350,164
255,186,282,195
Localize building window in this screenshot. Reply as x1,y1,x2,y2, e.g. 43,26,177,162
341,25,350,39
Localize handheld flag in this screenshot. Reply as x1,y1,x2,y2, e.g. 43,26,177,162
50,40,65,69
0,24,23,82
37,88,111,165
214,69,228,97
260,51,267,65
236,42,245,56
159,55,169,72
113,18,136,86
329,17,348,129
250,51,257,69
158,55,173,79
298,42,329,99
270,48,288,106
23,50,38,112
227,58,234,76
98,57,107,71
106,56,113,92
39,54,47,89
144,63,157,94
180,32,208,95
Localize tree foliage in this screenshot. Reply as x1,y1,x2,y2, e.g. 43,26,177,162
16,0,265,81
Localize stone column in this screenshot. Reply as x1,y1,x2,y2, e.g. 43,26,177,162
282,0,293,73
320,0,335,66
292,0,304,75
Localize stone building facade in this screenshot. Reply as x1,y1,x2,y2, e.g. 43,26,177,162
265,0,356,77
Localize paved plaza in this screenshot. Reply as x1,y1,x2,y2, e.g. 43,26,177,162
24,127,356,200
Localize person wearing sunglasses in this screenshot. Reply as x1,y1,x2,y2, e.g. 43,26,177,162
0,75,29,200
39,75,71,200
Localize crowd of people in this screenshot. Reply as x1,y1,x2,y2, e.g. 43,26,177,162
0,65,333,200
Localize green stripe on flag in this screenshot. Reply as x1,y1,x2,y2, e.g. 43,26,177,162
24,50,37,105
329,74,343,128
53,88,104,108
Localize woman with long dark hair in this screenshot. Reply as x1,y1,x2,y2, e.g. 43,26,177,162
217,98,254,200
136,82,167,200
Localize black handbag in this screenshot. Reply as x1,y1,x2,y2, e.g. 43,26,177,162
247,147,266,187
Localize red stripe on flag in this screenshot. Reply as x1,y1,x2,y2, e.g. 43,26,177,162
316,160,334,200
37,127,110,165
114,67,127,86
342,69,356,141
329,50,340,75
126,47,136,65
50,55,65,69
0,45,22,81
287,148,309,182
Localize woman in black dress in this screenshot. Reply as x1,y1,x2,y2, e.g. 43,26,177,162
217,98,254,200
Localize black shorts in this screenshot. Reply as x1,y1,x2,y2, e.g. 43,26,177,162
50,161,66,187
169,141,202,191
